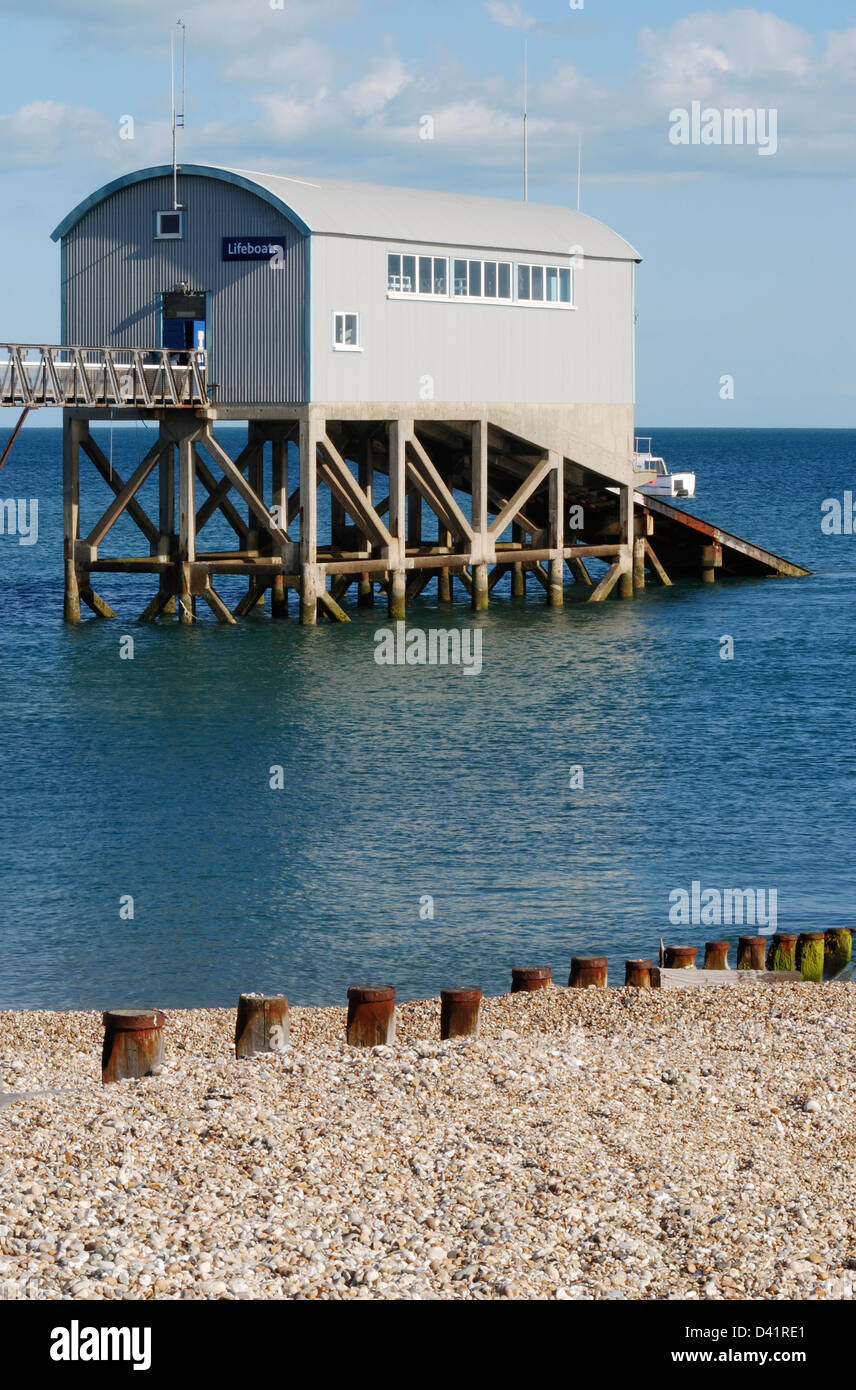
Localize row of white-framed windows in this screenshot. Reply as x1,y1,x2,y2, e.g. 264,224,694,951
451,258,512,299
387,254,448,295
387,252,572,305
517,263,573,303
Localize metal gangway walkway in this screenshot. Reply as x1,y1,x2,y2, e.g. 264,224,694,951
0,344,208,410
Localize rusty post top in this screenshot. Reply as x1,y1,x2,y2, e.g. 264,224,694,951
572,955,607,967
102,1009,165,1031
238,992,288,1004
511,967,551,980
799,932,825,941
666,944,696,953
771,933,798,942
440,987,482,1003
738,935,767,944
625,958,652,967
347,985,396,1003
705,940,730,949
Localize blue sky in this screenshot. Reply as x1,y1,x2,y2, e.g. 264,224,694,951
1,0,854,425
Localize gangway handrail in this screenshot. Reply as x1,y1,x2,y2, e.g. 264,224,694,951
0,343,208,409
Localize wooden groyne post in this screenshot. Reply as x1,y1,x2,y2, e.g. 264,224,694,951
235,994,290,1058
664,945,696,969
510,967,551,992
101,1009,165,1084
624,959,652,988
347,985,396,1046
766,934,797,972
796,933,824,982
737,936,767,970
824,928,852,977
440,988,482,1039
704,941,730,969
569,956,607,988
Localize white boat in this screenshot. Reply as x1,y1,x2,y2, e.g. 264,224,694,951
633,437,696,499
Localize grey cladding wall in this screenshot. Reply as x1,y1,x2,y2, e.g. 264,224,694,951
62,173,305,404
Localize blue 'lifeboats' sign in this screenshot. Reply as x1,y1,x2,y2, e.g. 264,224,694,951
222,237,285,261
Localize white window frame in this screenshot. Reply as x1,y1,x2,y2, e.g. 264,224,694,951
332,311,362,352
155,210,184,240
387,253,451,301
514,261,576,308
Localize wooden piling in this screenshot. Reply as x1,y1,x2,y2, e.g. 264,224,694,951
704,940,730,970
701,542,722,584
234,994,290,1058
737,936,767,970
624,959,652,988
346,985,396,1047
766,933,797,972
664,945,696,969
388,569,406,620
440,987,482,1039
101,1009,165,1084
796,933,824,982
824,928,852,977
510,966,551,993
569,956,608,988
472,562,489,612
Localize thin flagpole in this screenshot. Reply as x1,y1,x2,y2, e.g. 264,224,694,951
523,39,528,202
577,130,582,211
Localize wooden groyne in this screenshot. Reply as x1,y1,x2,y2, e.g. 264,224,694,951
97,929,851,1080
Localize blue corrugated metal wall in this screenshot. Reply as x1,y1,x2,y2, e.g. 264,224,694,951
62,172,305,404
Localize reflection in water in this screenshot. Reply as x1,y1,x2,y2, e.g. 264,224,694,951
0,427,853,1006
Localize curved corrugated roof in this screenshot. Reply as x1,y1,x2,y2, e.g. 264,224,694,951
51,163,640,261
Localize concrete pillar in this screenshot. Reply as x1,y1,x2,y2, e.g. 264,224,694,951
387,419,407,621
471,420,489,611
271,434,289,618
299,415,319,625
618,485,634,599
177,426,196,625
548,450,564,607
62,416,82,622
389,568,406,621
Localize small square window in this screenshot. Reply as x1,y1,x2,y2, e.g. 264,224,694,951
387,253,402,291
453,259,468,295
468,261,482,297
546,266,559,302
483,262,497,298
402,255,416,293
498,263,511,299
333,312,361,350
559,267,572,303
433,257,448,294
517,265,530,300
155,210,184,240
419,256,433,294
531,266,544,301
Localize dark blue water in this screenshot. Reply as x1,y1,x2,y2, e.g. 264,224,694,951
0,425,852,1008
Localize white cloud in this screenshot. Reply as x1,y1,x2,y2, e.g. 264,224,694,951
485,2,536,32
342,56,410,119
640,9,814,101
0,6,854,187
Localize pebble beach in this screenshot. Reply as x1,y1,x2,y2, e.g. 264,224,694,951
2,982,856,1301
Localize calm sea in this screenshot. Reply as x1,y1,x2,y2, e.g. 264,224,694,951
0,424,852,1008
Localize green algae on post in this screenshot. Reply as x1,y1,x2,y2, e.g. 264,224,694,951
796,933,825,982
766,933,797,972
823,928,852,978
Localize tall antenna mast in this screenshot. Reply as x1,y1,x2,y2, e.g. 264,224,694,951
171,20,186,211
576,129,582,211
522,39,529,201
